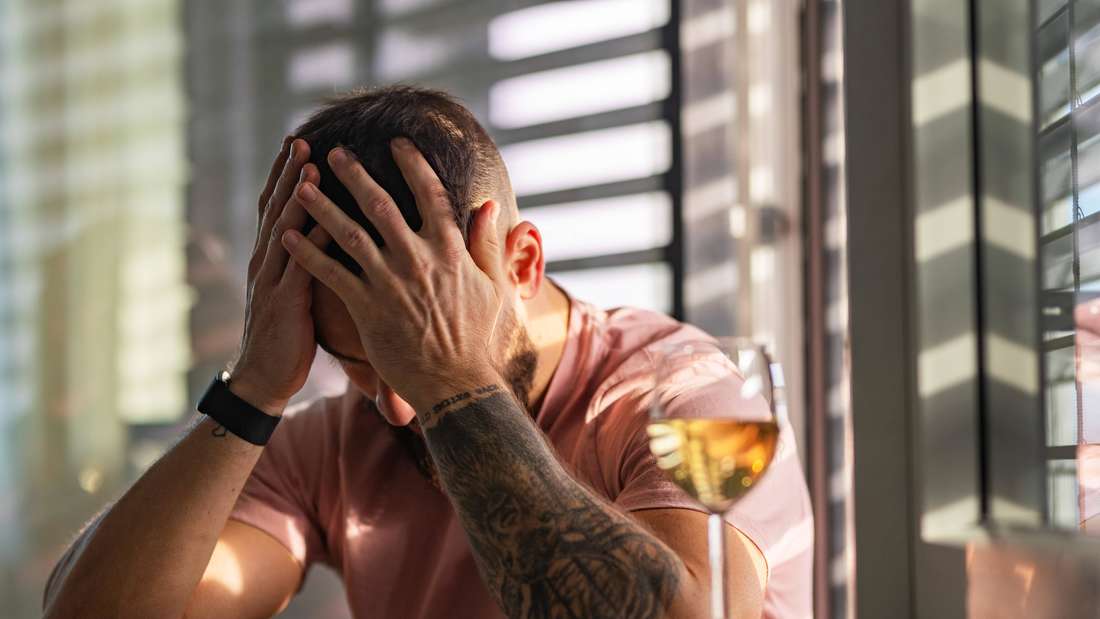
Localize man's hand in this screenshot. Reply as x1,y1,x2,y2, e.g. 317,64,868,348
281,138,506,413
232,137,331,415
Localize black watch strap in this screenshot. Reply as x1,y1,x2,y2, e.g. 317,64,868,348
197,372,281,446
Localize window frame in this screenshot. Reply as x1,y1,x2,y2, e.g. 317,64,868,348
846,0,1100,615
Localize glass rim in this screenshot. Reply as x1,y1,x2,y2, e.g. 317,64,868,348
648,336,783,419
649,338,776,371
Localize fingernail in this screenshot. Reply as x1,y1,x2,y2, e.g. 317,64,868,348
392,137,411,150
329,147,347,165
283,230,299,247
282,135,293,151
298,183,316,201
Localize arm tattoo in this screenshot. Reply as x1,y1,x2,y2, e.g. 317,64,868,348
421,384,500,429
211,424,227,438
423,386,682,619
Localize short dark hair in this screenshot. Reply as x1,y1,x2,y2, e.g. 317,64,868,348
294,85,510,272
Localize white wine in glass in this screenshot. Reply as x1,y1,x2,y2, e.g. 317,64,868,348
646,419,779,513
646,338,782,619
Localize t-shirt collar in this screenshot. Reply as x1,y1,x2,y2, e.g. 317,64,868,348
534,283,589,430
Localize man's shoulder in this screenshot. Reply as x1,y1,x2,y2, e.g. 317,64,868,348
569,301,716,420
582,303,714,385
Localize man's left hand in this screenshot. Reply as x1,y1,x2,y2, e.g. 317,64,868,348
281,138,507,414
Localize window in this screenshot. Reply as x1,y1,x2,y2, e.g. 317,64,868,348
1036,0,1100,532
0,1,189,615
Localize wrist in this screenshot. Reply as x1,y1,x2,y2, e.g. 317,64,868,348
227,370,288,417
410,365,505,417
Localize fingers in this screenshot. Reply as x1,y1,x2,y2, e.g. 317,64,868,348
250,137,293,273
281,220,332,290
468,201,505,281
257,136,293,219
327,147,416,254
282,228,364,304
389,138,460,242
295,179,384,274
257,163,320,283
257,139,311,255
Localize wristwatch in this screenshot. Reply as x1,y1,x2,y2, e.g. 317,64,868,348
197,371,282,446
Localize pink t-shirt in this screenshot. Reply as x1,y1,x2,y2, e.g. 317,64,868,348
230,298,813,618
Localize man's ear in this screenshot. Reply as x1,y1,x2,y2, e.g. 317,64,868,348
503,219,545,300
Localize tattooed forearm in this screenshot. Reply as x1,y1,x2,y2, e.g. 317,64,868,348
422,386,683,619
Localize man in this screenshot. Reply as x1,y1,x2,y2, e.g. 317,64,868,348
43,86,812,618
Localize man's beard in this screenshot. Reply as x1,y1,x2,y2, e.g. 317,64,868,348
495,308,538,411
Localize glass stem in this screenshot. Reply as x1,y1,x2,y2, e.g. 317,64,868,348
707,511,727,619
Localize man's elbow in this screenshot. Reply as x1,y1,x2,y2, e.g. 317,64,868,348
42,541,79,614
42,508,111,615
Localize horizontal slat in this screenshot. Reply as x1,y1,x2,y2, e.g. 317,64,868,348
1040,207,1100,245
547,247,669,272
380,0,540,28
1046,445,1077,460
1039,85,1100,142
1037,3,1100,121
252,18,669,91
1043,334,1076,351
494,101,669,146
381,28,667,86
1037,1,1100,64
1038,7,1070,64
1038,2,1068,33
516,174,668,209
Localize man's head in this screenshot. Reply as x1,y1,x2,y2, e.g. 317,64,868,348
293,86,544,426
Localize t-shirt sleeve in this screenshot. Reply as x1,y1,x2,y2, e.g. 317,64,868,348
228,400,329,572
596,387,749,519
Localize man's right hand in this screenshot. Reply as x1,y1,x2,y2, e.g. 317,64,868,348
231,137,330,416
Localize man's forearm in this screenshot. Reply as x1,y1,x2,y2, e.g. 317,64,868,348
422,383,684,619
43,415,265,619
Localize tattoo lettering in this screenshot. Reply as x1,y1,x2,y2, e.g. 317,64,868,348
423,388,681,619
421,384,501,429
431,391,470,414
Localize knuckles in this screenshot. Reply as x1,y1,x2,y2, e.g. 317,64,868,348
428,186,451,209
323,261,346,285
363,196,393,217
435,239,466,265
406,255,432,279
344,227,371,253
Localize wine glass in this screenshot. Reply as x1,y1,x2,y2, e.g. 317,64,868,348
646,337,782,619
